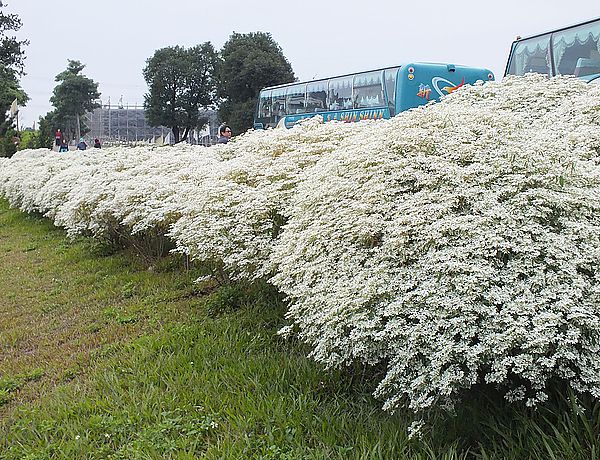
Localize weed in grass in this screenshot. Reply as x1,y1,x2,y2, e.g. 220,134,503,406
0,390,10,407
151,252,190,273
120,280,137,298
0,378,22,405
117,314,138,325
86,323,102,333
0,369,44,406
205,283,247,315
39,302,62,314
102,306,139,325
59,367,81,383
84,237,120,258
23,368,45,382
1,328,26,347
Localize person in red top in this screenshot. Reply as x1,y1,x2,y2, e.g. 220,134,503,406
55,129,62,147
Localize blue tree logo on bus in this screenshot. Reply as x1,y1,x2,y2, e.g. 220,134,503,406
254,64,493,130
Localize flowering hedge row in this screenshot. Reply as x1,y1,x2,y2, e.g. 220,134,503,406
2,75,600,418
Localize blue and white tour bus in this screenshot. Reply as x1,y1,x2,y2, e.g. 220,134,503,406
254,62,494,129
505,17,600,83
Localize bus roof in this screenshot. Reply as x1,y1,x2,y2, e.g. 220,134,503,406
509,16,600,45
259,62,488,93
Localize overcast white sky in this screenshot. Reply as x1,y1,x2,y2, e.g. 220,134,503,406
9,0,600,128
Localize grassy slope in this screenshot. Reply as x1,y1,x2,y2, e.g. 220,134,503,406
0,200,200,409
0,199,598,459
0,200,421,459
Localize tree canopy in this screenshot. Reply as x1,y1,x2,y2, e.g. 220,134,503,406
50,60,100,141
0,2,28,156
143,43,218,144
0,3,27,75
218,32,294,134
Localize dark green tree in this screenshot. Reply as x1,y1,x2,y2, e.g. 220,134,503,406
35,111,57,149
50,60,100,141
0,2,27,73
0,1,28,157
143,43,218,144
218,32,294,134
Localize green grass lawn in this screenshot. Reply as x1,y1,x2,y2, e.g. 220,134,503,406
0,199,598,459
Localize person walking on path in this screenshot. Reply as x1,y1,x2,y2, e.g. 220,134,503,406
59,139,69,152
54,129,62,148
76,137,87,150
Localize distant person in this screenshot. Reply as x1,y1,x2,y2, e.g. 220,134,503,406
93,138,101,148
216,124,232,144
54,129,62,148
59,139,69,152
76,137,87,150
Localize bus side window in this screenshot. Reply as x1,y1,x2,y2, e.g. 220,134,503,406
306,81,327,112
328,77,353,111
353,71,384,109
286,84,307,114
272,89,286,118
553,21,600,76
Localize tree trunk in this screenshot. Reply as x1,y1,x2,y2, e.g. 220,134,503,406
76,113,81,141
172,126,180,144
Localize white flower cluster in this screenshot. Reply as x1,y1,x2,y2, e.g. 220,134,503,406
1,74,600,416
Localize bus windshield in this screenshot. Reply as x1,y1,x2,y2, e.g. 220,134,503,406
506,17,600,79
507,35,552,76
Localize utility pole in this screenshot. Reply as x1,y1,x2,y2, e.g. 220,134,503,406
108,96,111,139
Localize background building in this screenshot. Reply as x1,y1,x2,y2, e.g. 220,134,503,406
84,104,220,145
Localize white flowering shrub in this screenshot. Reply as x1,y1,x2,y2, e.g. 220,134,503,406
1,75,599,417
271,75,600,415
168,117,355,279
